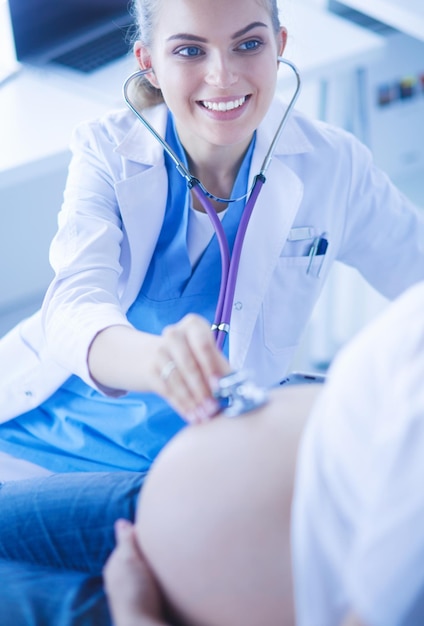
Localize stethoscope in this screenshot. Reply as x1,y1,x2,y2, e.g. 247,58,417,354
123,56,301,350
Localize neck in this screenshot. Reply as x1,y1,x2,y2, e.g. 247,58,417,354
187,142,251,207
174,120,253,201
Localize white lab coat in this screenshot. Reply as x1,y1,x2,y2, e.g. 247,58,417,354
0,98,423,422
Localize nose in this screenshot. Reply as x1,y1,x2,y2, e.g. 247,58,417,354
204,52,238,89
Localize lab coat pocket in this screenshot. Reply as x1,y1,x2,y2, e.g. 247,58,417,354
262,255,325,354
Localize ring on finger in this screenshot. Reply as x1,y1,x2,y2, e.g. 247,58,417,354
160,360,177,382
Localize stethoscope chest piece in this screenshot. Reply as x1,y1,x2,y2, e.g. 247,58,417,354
214,370,268,417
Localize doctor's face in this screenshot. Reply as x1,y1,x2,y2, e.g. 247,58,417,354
135,0,286,156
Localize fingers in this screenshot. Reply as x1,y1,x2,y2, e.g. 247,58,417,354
103,519,142,585
114,518,138,552
103,519,164,623
155,314,231,423
103,519,156,592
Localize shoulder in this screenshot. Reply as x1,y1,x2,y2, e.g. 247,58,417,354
266,96,371,163
294,109,370,160
69,104,168,157
70,107,136,148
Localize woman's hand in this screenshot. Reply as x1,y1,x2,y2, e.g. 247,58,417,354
88,314,231,424
103,518,167,626
151,314,231,423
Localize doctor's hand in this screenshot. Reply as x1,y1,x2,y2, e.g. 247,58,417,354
154,314,231,424
88,314,231,424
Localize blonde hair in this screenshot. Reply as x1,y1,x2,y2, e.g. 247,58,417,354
130,0,281,108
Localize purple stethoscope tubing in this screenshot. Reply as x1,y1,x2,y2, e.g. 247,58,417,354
191,176,265,348
123,57,302,349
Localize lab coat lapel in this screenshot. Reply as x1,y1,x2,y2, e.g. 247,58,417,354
229,156,304,370
115,165,168,310
114,109,169,310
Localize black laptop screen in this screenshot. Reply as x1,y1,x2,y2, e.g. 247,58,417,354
9,0,132,61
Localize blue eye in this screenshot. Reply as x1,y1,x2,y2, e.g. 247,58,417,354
177,46,203,57
239,39,261,51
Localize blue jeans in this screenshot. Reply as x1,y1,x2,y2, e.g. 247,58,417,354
0,560,108,626
0,471,147,625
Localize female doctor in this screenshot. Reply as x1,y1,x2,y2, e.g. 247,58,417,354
0,0,423,478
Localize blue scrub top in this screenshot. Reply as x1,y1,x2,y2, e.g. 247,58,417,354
0,115,255,473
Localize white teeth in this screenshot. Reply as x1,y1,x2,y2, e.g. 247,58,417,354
202,97,246,111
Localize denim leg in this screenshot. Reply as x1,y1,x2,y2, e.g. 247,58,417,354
0,471,146,574
0,558,111,626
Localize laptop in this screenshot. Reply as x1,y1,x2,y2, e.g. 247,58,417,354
8,0,137,104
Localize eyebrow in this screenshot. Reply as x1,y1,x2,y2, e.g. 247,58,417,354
232,21,268,39
166,21,268,43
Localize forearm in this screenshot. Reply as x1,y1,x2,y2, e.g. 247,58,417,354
88,325,161,393
88,315,230,422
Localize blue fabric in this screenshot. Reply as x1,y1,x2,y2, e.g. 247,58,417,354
0,472,145,625
0,560,109,626
0,114,255,474
0,472,145,572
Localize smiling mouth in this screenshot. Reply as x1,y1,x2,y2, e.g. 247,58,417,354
200,96,249,112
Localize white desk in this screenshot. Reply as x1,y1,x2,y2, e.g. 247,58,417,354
0,0,129,189
332,0,424,42
0,70,114,189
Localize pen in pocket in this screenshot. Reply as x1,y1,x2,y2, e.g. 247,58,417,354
307,234,328,276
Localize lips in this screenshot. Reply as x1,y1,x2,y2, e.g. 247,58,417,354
200,96,248,111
